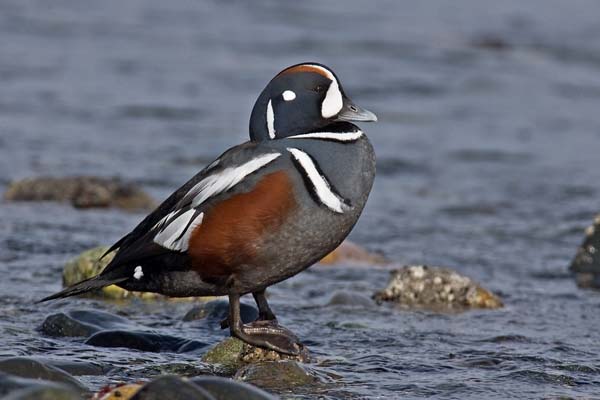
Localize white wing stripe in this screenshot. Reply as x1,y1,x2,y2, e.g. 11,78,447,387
153,209,197,251
287,130,363,142
287,147,347,214
189,152,281,207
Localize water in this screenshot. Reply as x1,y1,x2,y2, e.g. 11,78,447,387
2,0,600,398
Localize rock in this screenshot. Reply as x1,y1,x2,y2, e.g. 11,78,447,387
373,265,503,310
191,376,277,399
234,360,317,390
61,247,158,300
0,374,80,400
570,214,600,288
319,241,388,266
183,300,258,324
202,337,309,375
97,384,142,400
61,247,209,300
0,358,87,395
85,330,207,353
4,176,155,211
327,290,374,308
130,376,215,400
39,309,132,337
0,373,81,400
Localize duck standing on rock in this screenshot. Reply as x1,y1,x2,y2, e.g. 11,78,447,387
40,63,378,355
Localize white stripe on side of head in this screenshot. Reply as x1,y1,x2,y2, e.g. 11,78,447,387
266,99,275,139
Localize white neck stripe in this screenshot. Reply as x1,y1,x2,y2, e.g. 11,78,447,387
287,147,347,214
287,130,363,142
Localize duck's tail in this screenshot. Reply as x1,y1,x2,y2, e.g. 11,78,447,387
37,275,128,303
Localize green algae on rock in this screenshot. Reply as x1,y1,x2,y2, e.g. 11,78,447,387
202,337,310,375
373,265,503,310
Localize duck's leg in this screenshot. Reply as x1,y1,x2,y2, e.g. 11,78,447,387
252,288,277,321
228,293,301,355
220,288,275,328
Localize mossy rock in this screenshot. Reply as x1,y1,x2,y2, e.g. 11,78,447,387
202,337,309,375
62,246,213,301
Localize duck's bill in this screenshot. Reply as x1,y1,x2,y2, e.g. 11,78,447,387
336,101,378,122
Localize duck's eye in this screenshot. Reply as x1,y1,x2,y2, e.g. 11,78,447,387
313,85,325,93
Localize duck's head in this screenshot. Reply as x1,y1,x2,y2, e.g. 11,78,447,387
249,63,377,141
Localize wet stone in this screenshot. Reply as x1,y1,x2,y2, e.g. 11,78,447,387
234,360,318,390
85,330,207,353
182,299,258,323
3,176,155,211
570,214,600,289
130,376,215,400
191,376,277,400
0,374,80,400
0,358,88,395
39,309,132,337
319,241,388,266
327,290,375,308
202,337,309,375
373,265,503,310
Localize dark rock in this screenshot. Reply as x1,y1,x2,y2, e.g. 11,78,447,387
183,300,258,324
85,330,207,353
234,360,318,390
39,309,131,337
570,214,600,288
0,358,87,395
3,176,155,211
373,265,503,310
0,373,80,400
327,290,374,307
191,376,277,400
4,386,81,400
31,358,110,376
130,376,215,400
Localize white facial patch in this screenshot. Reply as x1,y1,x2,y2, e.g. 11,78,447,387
266,99,275,139
321,79,343,118
287,147,349,214
282,90,296,101
133,266,144,280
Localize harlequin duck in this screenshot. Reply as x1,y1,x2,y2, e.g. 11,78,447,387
40,63,377,355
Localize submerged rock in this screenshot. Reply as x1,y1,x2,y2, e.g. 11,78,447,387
319,241,388,266
570,214,600,289
4,176,155,211
0,373,80,400
183,300,258,324
373,265,503,310
0,358,87,395
85,330,207,353
40,309,132,337
234,360,317,390
202,337,310,375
